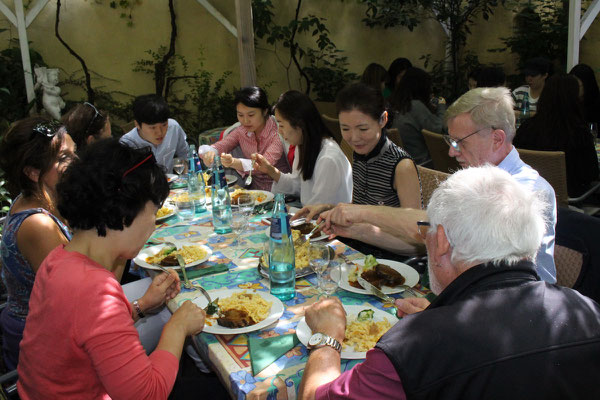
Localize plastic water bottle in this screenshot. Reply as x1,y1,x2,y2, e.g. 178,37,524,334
517,92,530,129
211,155,232,233
268,193,296,301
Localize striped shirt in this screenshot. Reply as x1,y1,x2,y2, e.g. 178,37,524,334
212,116,290,190
352,133,413,207
512,85,538,113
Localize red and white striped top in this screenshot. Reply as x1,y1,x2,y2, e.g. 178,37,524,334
212,117,290,190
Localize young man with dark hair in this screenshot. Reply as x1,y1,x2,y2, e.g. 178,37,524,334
120,94,189,173
512,57,553,114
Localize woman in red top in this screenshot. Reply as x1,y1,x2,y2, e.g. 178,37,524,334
202,86,290,190
18,139,206,399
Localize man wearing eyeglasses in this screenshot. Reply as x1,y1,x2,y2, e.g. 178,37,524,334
317,87,557,284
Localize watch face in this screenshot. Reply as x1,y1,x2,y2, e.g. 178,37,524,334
308,333,324,347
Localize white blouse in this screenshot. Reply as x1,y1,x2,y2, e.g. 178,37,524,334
271,138,352,206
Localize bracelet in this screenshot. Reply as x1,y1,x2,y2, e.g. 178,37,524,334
133,299,145,319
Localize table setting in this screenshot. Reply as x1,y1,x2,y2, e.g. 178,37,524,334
131,181,431,399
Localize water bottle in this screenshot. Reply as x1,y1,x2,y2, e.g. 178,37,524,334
211,155,232,233
517,92,530,129
188,145,197,174
268,193,296,300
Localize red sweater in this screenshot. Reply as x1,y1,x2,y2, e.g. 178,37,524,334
18,245,179,399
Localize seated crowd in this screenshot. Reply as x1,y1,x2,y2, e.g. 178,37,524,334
0,53,599,398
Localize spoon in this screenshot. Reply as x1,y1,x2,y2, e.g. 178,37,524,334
245,159,256,186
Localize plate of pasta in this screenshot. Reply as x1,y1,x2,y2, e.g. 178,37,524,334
296,305,398,359
156,205,176,222
192,289,285,334
134,242,212,270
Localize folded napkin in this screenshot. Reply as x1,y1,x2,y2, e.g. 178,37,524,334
177,263,229,280
248,333,300,376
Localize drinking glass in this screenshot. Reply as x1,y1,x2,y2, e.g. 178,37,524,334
235,193,255,217
173,157,186,176
320,260,340,297
175,193,194,222
309,243,331,291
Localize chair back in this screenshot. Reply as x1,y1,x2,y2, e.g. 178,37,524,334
339,139,354,162
314,101,337,117
516,148,569,207
387,128,404,148
421,129,460,173
554,245,583,287
321,114,342,144
416,165,450,207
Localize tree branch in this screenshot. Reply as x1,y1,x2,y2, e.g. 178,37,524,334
155,0,177,96
289,0,311,94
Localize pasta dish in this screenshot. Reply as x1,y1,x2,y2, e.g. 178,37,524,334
343,310,392,352
146,245,208,266
213,291,273,328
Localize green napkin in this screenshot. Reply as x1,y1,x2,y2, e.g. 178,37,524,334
248,333,300,376
177,263,229,280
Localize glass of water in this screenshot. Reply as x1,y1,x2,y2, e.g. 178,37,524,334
175,193,194,222
320,260,340,297
173,157,186,176
309,243,331,291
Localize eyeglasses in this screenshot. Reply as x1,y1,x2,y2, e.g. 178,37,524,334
443,126,494,153
417,220,430,241
84,102,103,135
32,122,60,139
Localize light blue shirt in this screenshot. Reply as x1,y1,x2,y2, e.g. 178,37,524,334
498,146,557,283
120,118,189,173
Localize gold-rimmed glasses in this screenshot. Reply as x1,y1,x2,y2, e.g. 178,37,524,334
443,126,494,153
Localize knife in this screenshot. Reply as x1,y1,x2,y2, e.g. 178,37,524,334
357,275,397,305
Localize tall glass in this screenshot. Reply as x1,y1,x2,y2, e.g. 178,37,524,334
320,260,340,297
309,243,331,291
175,193,194,222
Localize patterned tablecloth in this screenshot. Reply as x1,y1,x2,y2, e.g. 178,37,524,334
145,207,430,400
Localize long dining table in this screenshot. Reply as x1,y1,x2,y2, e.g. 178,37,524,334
138,190,431,399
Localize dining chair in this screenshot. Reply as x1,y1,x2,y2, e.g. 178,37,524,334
516,148,569,207
339,139,354,162
321,114,343,144
421,129,460,173
386,128,404,148
416,165,450,208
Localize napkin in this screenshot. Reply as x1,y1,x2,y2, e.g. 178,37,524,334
177,263,229,280
248,333,300,376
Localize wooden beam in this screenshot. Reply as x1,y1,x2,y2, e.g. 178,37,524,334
580,0,600,39
14,0,35,103
567,0,581,71
235,0,256,87
0,1,17,27
25,0,49,28
196,0,237,37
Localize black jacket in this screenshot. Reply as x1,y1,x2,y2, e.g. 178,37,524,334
377,260,600,400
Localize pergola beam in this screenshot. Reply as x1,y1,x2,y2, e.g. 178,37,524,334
567,0,600,71
580,0,600,39
26,0,50,28
196,0,237,37
234,0,256,86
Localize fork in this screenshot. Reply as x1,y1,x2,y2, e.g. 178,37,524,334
245,159,256,186
294,220,325,246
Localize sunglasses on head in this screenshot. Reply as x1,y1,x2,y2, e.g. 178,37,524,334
32,122,61,139
84,102,104,135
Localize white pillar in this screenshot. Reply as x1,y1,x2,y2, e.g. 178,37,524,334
14,0,35,103
567,0,581,72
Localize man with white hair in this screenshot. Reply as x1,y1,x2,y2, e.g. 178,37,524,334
298,166,600,400
315,87,557,283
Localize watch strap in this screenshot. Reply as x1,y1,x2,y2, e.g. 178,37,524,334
133,299,145,319
309,333,342,353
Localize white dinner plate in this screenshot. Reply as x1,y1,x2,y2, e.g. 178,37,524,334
225,174,237,186
156,205,176,222
261,218,328,242
165,173,178,183
340,259,419,295
134,242,212,270
296,305,398,359
193,289,285,334
231,189,274,206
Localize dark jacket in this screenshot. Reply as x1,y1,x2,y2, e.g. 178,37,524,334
377,260,600,400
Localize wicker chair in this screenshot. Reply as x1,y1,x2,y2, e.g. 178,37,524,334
421,129,460,173
321,114,342,144
386,128,404,148
416,165,450,207
339,139,354,162
516,148,569,207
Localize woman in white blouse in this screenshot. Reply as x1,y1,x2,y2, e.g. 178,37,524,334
252,90,352,206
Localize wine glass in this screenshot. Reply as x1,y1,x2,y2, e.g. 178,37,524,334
173,157,186,176
320,260,340,297
309,243,331,292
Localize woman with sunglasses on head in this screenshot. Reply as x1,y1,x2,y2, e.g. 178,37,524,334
252,90,352,206
62,102,112,151
18,139,206,399
0,117,76,369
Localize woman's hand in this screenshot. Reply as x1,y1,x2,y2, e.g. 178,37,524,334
292,204,334,222
169,300,206,336
138,270,181,313
252,153,279,181
221,153,235,168
201,150,216,167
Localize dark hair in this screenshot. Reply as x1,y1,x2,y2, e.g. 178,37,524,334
274,91,332,181
521,57,553,78
234,86,270,112
387,58,412,90
0,117,67,200
133,94,170,125
57,138,169,236
62,103,110,150
520,74,586,150
468,67,482,81
361,63,388,92
390,67,433,114
569,63,600,121
336,83,386,121
476,66,506,88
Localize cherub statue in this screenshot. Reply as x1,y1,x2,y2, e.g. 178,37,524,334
34,66,66,120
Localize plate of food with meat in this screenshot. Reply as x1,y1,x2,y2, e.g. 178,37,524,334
339,255,419,295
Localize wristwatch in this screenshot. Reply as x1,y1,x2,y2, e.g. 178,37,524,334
307,333,342,353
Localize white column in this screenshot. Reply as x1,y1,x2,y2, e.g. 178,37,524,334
14,0,35,103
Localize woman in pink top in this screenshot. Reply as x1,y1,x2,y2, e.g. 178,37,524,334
17,139,206,399
202,86,290,190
